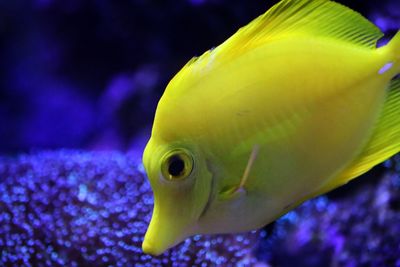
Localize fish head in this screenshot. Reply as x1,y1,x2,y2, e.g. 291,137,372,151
141,65,267,255
142,135,272,255
141,137,214,256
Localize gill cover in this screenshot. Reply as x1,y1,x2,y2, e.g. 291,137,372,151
141,139,213,256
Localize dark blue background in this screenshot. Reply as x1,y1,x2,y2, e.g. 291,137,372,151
0,2,399,266
0,0,399,154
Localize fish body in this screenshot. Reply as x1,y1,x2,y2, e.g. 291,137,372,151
142,0,400,255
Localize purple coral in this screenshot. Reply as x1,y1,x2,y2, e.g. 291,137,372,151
0,151,259,266
1,152,400,266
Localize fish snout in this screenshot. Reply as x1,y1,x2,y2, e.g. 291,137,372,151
142,204,193,256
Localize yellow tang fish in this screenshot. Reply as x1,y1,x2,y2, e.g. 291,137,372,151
142,0,400,255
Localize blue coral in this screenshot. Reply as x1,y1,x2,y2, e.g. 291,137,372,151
0,151,259,266
1,151,400,266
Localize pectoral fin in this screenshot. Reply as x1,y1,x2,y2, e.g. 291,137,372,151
219,145,260,200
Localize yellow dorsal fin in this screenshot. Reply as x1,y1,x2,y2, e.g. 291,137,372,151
172,0,383,90
316,78,400,194
218,0,382,58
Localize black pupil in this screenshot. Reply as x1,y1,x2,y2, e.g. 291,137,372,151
168,156,185,177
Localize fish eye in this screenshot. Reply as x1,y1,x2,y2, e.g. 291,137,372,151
161,149,194,180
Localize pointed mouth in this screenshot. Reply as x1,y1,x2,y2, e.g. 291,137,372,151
142,158,216,255
142,239,158,256
142,234,185,256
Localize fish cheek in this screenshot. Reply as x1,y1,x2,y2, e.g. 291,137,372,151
191,162,214,222
152,155,214,224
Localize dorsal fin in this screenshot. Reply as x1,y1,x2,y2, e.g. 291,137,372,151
219,0,382,55
182,0,383,71
169,0,383,96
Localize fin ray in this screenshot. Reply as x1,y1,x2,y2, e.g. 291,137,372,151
218,144,260,200
206,0,382,65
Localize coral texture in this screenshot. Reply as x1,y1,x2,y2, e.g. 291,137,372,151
1,151,399,266
0,151,258,267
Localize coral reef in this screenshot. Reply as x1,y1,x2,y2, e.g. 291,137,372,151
0,151,258,267
1,151,399,266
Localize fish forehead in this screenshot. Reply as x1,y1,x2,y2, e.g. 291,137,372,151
152,94,208,144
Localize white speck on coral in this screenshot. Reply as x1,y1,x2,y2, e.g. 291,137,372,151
78,184,88,201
